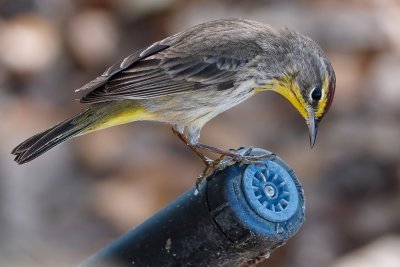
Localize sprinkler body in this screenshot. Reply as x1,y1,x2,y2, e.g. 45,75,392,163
80,148,305,267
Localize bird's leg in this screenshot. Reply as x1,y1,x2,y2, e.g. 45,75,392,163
172,127,225,189
171,127,211,165
195,154,226,189
171,127,235,188
171,127,275,189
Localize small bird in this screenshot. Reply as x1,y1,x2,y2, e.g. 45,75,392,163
12,18,335,178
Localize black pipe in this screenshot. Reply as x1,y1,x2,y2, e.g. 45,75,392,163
79,148,305,267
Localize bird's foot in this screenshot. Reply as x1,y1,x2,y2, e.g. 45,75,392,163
196,155,227,190
195,147,276,190
230,146,276,166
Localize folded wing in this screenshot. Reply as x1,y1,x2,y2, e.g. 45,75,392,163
77,43,248,103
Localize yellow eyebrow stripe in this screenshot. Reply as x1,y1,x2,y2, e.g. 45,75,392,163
315,74,329,118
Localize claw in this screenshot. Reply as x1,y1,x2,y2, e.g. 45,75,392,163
242,146,254,156
196,154,227,189
232,151,275,165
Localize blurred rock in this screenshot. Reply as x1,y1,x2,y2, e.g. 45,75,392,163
321,117,400,162
364,53,400,114
115,0,175,18
377,4,400,53
66,9,119,69
0,0,36,18
90,147,198,231
329,236,400,267
347,200,400,243
0,15,60,75
327,52,364,115
34,0,74,18
91,171,162,231
324,157,395,200
75,123,178,171
74,127,132,171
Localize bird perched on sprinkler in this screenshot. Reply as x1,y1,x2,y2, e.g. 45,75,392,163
12,18,336,185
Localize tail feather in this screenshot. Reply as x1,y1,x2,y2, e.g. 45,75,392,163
13,111,92,164
12,101,151,164
11,131,49,155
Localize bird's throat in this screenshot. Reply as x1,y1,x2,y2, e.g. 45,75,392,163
255,78,308,120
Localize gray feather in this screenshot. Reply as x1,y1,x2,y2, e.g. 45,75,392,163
79,53,246,103
77,19,269,103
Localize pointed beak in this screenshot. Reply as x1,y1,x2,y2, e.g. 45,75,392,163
308,112,319,148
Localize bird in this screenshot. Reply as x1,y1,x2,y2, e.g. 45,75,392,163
12,18,335,181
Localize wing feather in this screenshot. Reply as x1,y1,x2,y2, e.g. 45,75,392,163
75,44,169,93
78,43,249,103
105,71,166,92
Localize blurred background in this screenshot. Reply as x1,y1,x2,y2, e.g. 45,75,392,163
1,0,400,266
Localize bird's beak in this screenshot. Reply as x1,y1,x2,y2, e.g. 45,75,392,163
308,112,318,148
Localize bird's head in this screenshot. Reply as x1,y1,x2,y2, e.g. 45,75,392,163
255,29,336,147
271,65,336,148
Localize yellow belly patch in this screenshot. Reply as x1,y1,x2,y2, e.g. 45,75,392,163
86,106,156,133
104,108,154,128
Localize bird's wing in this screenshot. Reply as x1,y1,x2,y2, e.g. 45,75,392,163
77,42,248,103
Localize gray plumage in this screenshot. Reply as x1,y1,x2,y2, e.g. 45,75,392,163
78,19,333,103
12,18,335,164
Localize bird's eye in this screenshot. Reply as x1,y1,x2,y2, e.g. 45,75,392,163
310,86,322,101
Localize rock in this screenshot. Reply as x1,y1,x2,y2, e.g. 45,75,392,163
0,15,60,75
364,54,400,114
66,9,118,68
329,236,400,267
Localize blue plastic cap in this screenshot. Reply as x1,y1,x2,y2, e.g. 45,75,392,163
206,147,305,243
242,162,299,222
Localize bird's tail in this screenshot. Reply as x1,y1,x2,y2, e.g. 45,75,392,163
12,101,153,164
